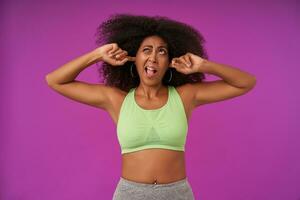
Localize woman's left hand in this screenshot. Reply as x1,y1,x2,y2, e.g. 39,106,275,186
170,53,207,74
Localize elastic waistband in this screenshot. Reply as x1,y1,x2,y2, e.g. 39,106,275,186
119,177,188,188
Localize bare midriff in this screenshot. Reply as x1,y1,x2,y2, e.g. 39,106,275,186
121,148,186,185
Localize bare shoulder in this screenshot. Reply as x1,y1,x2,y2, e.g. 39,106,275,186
110,86,128,101
174,83,195,101
105,86,129,125
174,83,195,120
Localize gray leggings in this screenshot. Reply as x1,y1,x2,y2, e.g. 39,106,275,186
112,177,195,200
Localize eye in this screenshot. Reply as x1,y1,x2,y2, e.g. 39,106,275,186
143,48,150,52
159,49,167,54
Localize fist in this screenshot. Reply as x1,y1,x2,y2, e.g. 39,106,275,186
170,52,206,74
95,43,135,66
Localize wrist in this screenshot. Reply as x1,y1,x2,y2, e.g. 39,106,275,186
199,59,213,73
90,49,103,63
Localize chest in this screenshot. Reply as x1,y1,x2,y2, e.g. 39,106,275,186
108,85,193,126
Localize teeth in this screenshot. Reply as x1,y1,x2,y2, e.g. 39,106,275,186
146,66,156,71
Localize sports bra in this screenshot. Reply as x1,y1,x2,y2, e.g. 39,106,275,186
116,85,188,154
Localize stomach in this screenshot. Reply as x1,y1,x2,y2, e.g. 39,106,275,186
121,148,186,184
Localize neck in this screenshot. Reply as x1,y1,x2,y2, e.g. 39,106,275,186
136,83,167,99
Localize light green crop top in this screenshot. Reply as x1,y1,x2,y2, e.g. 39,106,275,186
116,86,188,154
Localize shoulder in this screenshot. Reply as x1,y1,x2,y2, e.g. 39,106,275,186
104,86,129,113
174,83,194,98
174,83,195,107
109,86,129,101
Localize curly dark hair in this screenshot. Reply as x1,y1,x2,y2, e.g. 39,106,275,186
95,13,209,92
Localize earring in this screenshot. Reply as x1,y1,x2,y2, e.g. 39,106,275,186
130,63,135,78
168,69,173,83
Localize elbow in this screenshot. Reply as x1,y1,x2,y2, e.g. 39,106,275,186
45,74,55,87
251,76,257,87
246,76,257,90
45,74,51,85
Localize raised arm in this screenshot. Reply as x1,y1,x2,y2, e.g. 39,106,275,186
170,53,257,107
190,59,257,107
45,43,133,110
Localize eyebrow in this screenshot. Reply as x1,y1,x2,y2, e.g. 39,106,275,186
142,45,168,49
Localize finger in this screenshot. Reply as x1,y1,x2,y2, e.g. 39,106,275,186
108,48,119,56
170,63,177,71
175,57,187,68
111,49,123,56
172,58,180,65
110,49,123,58
171,58,180,68
169,61,175,69
115,51,128,59
170,59,176,68
184,55,192,67
106,44,114,55
117,57,129,65
187,55,192,67
172,63,186,73
108,44,119,55
127,56,136,62
171,59,184,70
180,56,191,67
108,43,117,54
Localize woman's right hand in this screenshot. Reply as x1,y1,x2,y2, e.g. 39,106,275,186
94,43,135,66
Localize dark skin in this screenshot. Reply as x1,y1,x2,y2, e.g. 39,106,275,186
98,36,196,184
96,35,255,184
96,36,206,184
101,35,206,99
47,35,255,184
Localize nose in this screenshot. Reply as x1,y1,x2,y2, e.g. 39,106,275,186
148,51,157,63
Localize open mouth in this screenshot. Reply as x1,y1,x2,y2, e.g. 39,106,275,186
144,66,158,78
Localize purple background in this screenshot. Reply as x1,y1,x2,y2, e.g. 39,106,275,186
1,1,299,200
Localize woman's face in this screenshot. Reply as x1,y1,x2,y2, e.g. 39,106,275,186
135,35,170,84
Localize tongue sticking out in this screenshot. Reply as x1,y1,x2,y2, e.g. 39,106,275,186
147,70,155,75
145,68,157,78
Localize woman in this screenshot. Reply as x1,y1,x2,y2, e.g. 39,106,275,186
45,14,256,200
